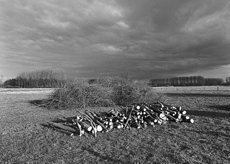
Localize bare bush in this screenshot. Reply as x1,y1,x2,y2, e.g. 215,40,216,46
112,84,138,106
88,76,130,88
45,77,160,109
45,80,114,109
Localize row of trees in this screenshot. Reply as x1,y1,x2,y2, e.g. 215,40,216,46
149,76,228,87
2,70,230,88
3,69,66,88
204,78,225,86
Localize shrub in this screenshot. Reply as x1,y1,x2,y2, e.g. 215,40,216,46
112,84,138,106
45,80,114,109
88,76,130,88
111,80,162,106
130,80,162,103
44,77,161,109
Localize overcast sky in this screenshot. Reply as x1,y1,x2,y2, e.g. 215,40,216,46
1,0,230,79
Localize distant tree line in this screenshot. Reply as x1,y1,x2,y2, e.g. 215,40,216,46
3,69,66,88
2,70,230,88
149,76,229,87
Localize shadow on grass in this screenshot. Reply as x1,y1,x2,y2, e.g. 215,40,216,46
207,105,230,112
81,146,124,163
41,123,74,136
187,110,230,118
166,93,230,97
186,129,230,138
28,99,48,108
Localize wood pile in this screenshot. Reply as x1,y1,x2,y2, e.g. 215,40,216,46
47,101,194,137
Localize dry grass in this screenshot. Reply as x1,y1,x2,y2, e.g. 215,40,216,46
0,88,230,164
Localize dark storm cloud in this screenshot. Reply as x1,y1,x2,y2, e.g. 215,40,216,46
0,0,230,79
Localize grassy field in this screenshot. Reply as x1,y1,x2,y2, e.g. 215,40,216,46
0,88,230,164
152,86,230,92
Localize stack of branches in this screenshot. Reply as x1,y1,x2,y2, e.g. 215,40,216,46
47,101,194,137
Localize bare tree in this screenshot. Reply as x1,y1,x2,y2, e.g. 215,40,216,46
226,77,230,84
16,69,66,88
0,75,4,87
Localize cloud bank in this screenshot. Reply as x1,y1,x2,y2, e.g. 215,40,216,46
1,0,230,79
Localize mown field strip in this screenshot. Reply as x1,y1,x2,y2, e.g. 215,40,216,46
152,86,230,91
0,88,55,94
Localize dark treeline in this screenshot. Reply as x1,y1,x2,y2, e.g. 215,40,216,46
149,76,228,87
2,70,230,88
3,69,66,88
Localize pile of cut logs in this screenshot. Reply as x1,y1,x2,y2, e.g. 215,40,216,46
47,101,194,137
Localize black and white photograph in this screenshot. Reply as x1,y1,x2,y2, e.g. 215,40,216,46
0,0,230,163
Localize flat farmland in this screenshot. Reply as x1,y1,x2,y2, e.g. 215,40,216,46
152,86,230,93
0,88,230,164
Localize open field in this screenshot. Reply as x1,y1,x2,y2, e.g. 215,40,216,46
152,86,230,92
0,88,54,94
0,88,230,164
